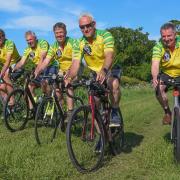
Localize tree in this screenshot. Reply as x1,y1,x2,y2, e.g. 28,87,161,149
170,20,180,35
107,27,155,81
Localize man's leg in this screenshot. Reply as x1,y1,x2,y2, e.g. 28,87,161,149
4,71,14,105
28,83,36,109
107,77,121,127
156,83,171,124
65,87,74,123
0,83,7,102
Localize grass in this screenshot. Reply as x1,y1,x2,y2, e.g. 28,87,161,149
0,85,180,179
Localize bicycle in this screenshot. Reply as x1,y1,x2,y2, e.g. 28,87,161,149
34,74,83,145
156,76,180,163
3,70,42,132
0,68,23,119
66,75,124,172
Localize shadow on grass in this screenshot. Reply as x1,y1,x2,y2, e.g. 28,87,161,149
163,132,171,143
122,132,144,153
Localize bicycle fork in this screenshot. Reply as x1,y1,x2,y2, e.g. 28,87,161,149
81,95,95,141
171,89,180,140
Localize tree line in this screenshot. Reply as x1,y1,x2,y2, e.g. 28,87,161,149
105,19,180,83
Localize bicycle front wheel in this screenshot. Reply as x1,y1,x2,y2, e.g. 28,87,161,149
173,107,180,162
66,105,105,173
3,89,29,132
35,97,61,145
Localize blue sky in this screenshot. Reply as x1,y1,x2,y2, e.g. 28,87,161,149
0,0,179,54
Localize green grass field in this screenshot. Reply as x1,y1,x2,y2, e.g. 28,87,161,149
0,85,180,179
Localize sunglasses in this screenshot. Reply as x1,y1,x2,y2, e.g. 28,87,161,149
79,22,94,30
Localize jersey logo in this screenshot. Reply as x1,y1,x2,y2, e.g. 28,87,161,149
83,45,92,55
29,51,35,59
56,49,62,58
163,51,171,61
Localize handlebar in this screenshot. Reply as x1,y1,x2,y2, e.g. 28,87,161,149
67,75,109,96
157,76,180,87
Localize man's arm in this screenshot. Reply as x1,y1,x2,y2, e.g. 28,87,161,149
65,59,81,80
35,50,47,72
0,52,13,77
97,51,114,83
151,60,160,88
13,56,26,72
34,56,51,77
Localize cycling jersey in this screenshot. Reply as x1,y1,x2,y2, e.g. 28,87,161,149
75,29,114,72
0,39,20,66
47,37,79,72
152,35,180,77
23,39,57,66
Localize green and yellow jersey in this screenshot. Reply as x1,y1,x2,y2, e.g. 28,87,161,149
47,37,79,72
75,29,114,72
23,39,54,66
0,39,20,67
152,35,180,77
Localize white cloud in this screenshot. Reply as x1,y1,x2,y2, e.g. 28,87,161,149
0,0,21,11
4,15,79,32
4,16,56,31
0,0,34,12
63,7,85,17
28,0,57,8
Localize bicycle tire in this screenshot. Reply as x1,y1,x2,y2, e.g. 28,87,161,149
110,108,125,155
3,89,29,132
34,96,61,145
173,107,180,162
66,105,105,173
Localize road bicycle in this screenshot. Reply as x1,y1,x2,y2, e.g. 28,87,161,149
66,75,124,172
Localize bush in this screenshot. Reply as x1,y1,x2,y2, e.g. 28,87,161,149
121,76,147,86
123,63,151,82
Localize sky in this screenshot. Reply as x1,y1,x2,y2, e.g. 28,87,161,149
0,0,180,54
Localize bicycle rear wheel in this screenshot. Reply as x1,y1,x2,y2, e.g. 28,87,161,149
66,105,105,173
35,97,61,145
3,89,29,132
110,108,124,155
173,107,180,162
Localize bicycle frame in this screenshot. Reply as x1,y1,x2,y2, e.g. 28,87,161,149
23,74,38,112
49,77,65,120
83,81,111,142
171,87,180,140
89,91,96,140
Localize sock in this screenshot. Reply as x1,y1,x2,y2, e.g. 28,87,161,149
112,107,119,112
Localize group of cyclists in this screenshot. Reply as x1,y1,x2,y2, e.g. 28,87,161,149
0,12,122,127
0,11,179,133
0,10,180,173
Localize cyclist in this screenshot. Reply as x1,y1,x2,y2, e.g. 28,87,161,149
13,31,58,111
34,22,80,122
0,29,21,105
67,13,122,127
151,22,180,125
